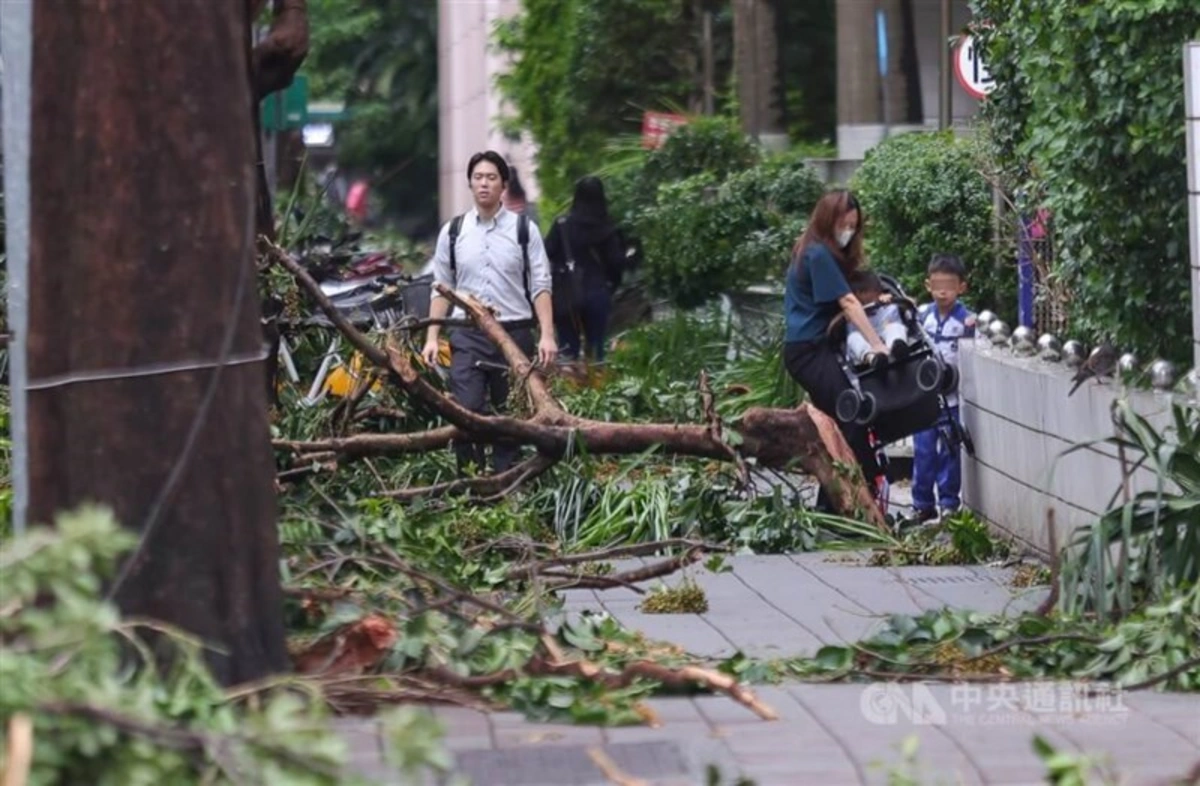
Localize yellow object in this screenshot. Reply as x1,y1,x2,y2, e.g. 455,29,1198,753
438,337,452,367
324,352,382,398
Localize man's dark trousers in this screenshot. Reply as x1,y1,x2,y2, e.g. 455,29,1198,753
448,324,536,474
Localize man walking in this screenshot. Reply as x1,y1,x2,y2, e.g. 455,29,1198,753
422,151,557,475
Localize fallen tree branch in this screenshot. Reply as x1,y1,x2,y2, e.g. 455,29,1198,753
381,454,556,501
251,0,310,100
1036,511,1060,617
274,427,460,459
283,543,777,723
276,460,337,484
433,283,562,417
536,548,709,593
1118,655,1200,691
699,369,748,490
353,406,410,422
506,539,725,580
965,633,1103,663
271,243,887,527
531,640,778,721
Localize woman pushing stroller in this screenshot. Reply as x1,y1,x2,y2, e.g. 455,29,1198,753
782,189,908,510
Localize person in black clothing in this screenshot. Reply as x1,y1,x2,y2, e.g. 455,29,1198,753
783,189,897,510
544,176,625,362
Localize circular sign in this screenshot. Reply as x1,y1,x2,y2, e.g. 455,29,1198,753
954,33,995,100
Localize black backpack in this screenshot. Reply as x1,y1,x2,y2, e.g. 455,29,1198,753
447,212,532,305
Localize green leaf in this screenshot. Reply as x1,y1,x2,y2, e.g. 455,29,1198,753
813,645,853,670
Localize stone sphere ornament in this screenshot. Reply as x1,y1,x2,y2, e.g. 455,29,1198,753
978,310,998,330
1063,340,1087,369
988,320,1011,345
1149,359,1177,390
1011,326,1037,355
1037,334,1062,362
1117,353,1139,378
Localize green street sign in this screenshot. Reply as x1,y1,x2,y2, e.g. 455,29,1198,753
260,74,309,131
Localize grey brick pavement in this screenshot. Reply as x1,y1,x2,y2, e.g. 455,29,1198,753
557,553,1047,661
334,554,1200,785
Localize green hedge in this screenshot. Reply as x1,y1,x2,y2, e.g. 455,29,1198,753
972,0,1200,360
850,131,1010,316
634,149,825,308
494,0,710,209
607,116,762,229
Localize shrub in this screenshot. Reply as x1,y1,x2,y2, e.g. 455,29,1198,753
634,150,825,308
850,131,1010,316
972,0,1200,360
494,0,713,209
609,116,761,227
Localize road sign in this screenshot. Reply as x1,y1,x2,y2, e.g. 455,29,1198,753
953,33,995,100
260,74,309,131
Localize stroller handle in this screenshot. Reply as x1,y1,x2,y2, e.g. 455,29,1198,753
862,296,918,317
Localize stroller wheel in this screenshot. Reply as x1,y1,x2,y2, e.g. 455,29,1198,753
916,357,943,392
940,364,960,394
836,388,863,422
855,391,878,425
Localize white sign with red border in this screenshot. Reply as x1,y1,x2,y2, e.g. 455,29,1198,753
954,33,995,100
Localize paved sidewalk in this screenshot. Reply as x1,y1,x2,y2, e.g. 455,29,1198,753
334,555,1200,785
336,686,1198,786
556,552,1047,661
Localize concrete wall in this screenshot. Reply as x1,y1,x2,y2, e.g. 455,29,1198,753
960,341,1179,557
437,0,540,224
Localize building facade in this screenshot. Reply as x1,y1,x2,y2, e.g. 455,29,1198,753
437,0,540,224
835,0,982,161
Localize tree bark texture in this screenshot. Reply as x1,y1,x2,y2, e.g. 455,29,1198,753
250,0,310,101
28,2,288,684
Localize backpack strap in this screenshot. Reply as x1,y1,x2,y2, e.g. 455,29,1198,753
448,211,532,307
447,213,465,283
517,212,531,305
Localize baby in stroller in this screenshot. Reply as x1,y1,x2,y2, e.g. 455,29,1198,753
845,271,910,370
827,271,973,520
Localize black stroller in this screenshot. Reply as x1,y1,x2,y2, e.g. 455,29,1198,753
826,274,974,519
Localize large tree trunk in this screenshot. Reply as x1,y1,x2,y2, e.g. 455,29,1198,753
733,0,784,138
27,1,288,684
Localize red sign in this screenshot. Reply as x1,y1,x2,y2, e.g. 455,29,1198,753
641,112,689,149
953,33,995,101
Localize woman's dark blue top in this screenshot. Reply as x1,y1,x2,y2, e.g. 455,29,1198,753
784,241,851,343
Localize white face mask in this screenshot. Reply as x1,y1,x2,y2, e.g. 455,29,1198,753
837,229,855,249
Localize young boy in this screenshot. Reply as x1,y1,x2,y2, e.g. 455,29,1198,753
911,254,976,523
845,270,909,368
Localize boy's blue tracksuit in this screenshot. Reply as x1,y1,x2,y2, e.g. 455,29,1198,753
913,302,975,514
